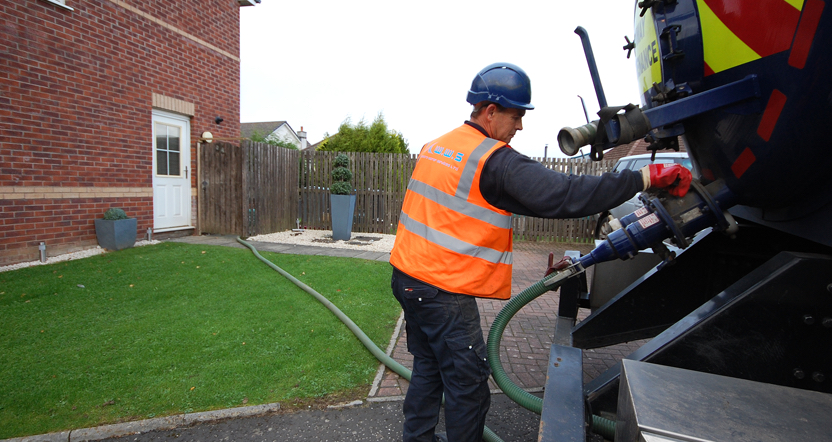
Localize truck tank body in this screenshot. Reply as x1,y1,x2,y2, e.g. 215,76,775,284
536,2,832,440
640,0,832,245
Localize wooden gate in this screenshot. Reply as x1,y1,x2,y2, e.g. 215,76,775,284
198,141,299,236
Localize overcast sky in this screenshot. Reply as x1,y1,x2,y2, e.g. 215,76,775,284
240,1,643,159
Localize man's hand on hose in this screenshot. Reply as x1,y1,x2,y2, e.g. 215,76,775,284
639,164,692,197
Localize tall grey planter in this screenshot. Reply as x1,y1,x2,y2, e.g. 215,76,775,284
330,194,356,241
94,218,138,251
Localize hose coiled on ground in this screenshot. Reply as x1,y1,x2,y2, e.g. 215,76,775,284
236,237,504,442
239,237,614,440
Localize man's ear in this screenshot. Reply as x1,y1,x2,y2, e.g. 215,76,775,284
486,103,497,120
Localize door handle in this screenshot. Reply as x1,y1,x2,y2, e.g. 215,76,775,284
185,166,189,179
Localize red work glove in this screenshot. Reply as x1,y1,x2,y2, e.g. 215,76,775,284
639,164,692,197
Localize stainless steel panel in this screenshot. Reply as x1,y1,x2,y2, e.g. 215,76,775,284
617,360,832,442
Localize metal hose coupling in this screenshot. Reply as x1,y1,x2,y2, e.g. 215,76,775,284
580,179,739,269
558,121,598,156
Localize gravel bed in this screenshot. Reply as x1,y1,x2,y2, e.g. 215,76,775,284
0,240,160,273
247,230,395,253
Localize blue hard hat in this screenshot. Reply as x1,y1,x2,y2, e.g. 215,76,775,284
466,63,534,110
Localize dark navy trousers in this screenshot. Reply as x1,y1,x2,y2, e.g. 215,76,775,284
391,269,491,442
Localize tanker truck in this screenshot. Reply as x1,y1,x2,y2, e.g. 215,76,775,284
492,1,832,440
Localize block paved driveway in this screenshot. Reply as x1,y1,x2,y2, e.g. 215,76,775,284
370,240,646,400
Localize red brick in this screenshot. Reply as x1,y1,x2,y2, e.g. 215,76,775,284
0,0,240,266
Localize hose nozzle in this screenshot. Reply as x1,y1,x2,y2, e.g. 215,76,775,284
558,121,598,156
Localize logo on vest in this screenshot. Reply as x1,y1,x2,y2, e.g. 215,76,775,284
420,142,465,171
422,142,465,163
421,142,465,170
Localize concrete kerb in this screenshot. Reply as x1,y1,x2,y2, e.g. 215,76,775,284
368,310,406,400
0,403,282,442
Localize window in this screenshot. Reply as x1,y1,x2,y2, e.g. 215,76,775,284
41,0,74,11
613,160,632,173
155,123,181,176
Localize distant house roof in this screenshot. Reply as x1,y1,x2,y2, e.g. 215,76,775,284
240,121,289,139
601,139,649,164
305,139,324,151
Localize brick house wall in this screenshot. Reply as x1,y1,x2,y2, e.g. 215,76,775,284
1,0,244,265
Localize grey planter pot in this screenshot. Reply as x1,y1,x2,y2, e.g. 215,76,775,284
94,218,138,251
330,194,356,241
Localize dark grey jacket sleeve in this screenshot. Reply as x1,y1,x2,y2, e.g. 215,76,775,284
479,147,644,218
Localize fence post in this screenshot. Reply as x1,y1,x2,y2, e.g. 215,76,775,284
197,141,203,236
240,141,248,238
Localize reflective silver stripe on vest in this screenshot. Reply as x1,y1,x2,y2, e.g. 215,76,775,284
455,138,499,200
400,213,513,265
406,178,511,229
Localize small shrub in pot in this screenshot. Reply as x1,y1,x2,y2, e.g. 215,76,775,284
95,208,137,251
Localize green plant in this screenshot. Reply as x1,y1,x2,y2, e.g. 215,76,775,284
334,154,350,169
331,154,353,195
102,208,128,220
319,113,408,154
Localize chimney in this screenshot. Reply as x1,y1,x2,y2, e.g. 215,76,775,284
299,126,307,150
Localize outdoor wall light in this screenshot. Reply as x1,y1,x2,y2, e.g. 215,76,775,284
215,117,224,125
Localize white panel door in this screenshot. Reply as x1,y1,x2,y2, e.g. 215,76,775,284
152,110,191,230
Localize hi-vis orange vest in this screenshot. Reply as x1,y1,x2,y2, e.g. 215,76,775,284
390,124,514,299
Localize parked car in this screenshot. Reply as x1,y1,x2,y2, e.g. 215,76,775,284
609,152,694,219
595,152,695,238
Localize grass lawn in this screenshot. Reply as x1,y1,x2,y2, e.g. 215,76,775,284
0,242,401,439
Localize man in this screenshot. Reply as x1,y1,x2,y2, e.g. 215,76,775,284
389,62,691,442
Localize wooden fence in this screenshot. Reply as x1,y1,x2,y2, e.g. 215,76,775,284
199,141,300,237
511,157,615,242
199,144,614,242
298,151,418,233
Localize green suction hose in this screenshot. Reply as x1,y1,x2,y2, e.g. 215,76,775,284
487,275,554,414
236,237,504,442
592,414,616,440
236,237,411,379
486,266,616,441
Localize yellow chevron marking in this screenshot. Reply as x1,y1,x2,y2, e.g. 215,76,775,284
697,0,761,73
783,0,804,11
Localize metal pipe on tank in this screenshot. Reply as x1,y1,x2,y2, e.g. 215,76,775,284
574,26,607,109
